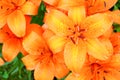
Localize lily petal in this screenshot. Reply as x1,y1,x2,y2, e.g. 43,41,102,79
23,31,46,55
109,54,120,69
34,62,54,80
66,73,79,80
2,38,21,62
22,55,40,70
54,62,69,79
105,73,118,80
110,10,120,24
87,0,117,15
68,6,86,25
7,10,26,37
86,38,112,60
57,0,85,11
64,40,86,73
21,1,38,15
82,13,113,38
0,14,7,28
48,35,67,53
43,0,59,6
44,9,74,36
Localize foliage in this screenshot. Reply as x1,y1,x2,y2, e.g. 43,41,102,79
30,1,47,26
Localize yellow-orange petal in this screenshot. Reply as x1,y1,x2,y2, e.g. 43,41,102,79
22,55,40,70
68,6,86,25
7,10,26,37
21,1,38,15
87,0,117,15
64,40,86,73
0,58,4,66
99,38,113,55
23,31,46,55
105,73,118,80
48,35,67,53
44,9,74,36
109,54,120,69
82,13,113,38
0,14,7,28
54,62,69,79
110,10,120,24
66,73,79,80
43,0,59,6
43,29,55,42
57,0,85,11
99,26,113,39
2,38,21,62
34,62,54,80
86,38,112,60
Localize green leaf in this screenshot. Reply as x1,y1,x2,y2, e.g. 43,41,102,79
0,53,34,80
113,23,120,32
30,1,47,26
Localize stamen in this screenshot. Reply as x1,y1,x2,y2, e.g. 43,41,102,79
103,76,106,80
7,8,9,10
104,1,106,7
1,6,3,9
70,37,75,44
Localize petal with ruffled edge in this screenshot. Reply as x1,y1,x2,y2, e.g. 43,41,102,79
47,35,67,53
109,10,120,24
109,54,120,69
22,55,40,70
85,38,112,60
64,39,86,73
66,66,92,80
105,73,118,80
68,6,86,25
34,62,55,80
81,13,113,38
57,0,85,11
43,0,59,6
0,14,7,28
87,0,117,15
20,1,38,15
2,38,21,62
23,31,46,55
44,9,74,36
53,52,69,78
7,10,26,37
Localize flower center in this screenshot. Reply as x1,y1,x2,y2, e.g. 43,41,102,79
67,25,87,44
90,63,109,80
0,1,20,14
38,48,53,64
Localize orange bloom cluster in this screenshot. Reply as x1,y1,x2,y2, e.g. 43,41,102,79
0,0,120,80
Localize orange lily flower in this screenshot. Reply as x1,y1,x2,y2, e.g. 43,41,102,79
22,30,69,80
0,16,43,62
0,24,27,62
66,54,120,80
86,0,118,15
44,6,113,73
0,0,38,37
110,32,120,54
